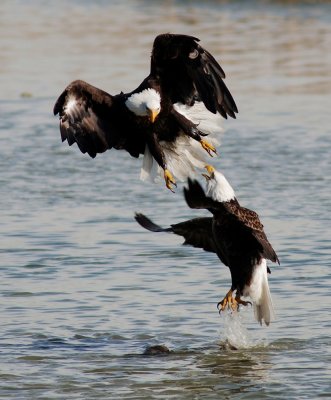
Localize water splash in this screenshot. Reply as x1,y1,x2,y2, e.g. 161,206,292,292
219,310,253,349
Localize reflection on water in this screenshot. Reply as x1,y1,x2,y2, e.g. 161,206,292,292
1,0,331,399
198,347,273,394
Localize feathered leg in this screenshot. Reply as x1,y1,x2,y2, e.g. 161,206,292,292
147,132,177,192
171,109,217,157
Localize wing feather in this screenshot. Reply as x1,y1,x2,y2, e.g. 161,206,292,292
135,213,217,253
225,203,280,264
171,217,217,253
151,34,238,118
54,80,145,158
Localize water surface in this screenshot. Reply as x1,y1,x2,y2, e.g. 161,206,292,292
0,1,331,399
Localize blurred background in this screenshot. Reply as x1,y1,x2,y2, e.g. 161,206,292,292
0,1,330,399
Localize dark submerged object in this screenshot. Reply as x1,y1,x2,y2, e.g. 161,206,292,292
143,345,171,356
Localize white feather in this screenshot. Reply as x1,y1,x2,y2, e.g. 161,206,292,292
140,100,223,182
140,145,159,182
140,134,219,182
242,258,275,326
174,101,224,136
206,170,236,202
125,88,161,117
64,96,79,120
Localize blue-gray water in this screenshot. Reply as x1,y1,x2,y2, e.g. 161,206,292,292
1,1,331,399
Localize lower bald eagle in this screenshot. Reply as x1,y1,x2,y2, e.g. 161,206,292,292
53,33,238,191
135,166,279,326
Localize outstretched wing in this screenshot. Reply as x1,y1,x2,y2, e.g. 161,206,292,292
225,204,280,264
135,213,217,253
151,33,238,119
53,80,145,159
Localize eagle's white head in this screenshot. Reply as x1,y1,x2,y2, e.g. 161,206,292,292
203,165,236,202
125,88,161,123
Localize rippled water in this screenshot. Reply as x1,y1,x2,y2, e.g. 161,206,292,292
1,0,331,399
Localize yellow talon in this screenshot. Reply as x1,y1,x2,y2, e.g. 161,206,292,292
200,139,217,156
205,165,215,174
217,289,237,312
164,169,177,192
217,290,252,314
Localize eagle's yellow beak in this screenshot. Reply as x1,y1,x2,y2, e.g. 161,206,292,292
202,165,215,181
148,109,160,123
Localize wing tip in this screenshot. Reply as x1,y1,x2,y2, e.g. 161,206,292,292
134,212,169,233
53,97,63,116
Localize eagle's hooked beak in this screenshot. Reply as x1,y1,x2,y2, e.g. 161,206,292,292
148,108,160,123
202,165,215,181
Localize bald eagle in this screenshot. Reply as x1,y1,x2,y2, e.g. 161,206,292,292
135,166,279,326
53,34,237,191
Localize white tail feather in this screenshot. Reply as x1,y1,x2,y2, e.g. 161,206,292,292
243,259,275,326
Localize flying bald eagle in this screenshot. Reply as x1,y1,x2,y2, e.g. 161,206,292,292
53,33,237,191
135,166,279,326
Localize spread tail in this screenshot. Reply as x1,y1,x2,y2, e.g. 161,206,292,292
253,280,275,326
243,259,275,326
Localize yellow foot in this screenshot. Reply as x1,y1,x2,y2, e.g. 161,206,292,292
217,289,237,312
205,165,215,174
200,139,217,157
164,169,177,193
235,293,252,308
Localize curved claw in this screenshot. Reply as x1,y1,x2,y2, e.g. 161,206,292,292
200,139,217,157
217,289,253,316
164,169,177,193
235,294,252,308
217,289,236,313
